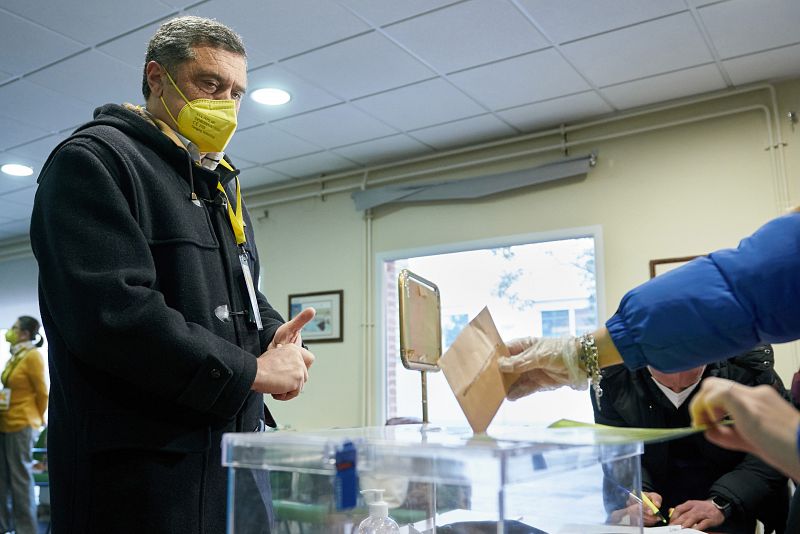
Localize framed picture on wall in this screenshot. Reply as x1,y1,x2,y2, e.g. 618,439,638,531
649,255,703,279
288,290,343,343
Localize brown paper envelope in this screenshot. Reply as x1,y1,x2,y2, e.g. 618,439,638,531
439,307,519,434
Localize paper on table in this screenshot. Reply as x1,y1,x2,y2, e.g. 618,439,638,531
545,419,733,445
439,307,520,434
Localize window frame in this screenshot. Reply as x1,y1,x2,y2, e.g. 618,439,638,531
372,225,605,426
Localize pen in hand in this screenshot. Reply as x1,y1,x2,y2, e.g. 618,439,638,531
607,477,669,526
625,490,668,525
639,492,668,525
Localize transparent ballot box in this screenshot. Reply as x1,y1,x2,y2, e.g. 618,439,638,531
222,425,644,534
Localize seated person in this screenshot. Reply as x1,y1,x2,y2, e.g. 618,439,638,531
594,345,789,534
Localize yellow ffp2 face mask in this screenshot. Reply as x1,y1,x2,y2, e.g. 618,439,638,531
160,69,238,153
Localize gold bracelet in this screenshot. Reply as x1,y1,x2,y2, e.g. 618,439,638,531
579,333,603,408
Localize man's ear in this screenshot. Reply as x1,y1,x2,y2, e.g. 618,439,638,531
145,61,165,98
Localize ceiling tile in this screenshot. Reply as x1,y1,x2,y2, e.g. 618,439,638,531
0,219,30,241
449,49,590,110
239,64,342,123
561,12,712,87
497,92,613,131
337,0,459,26
226,152,258,170
225,123,321,164
0,197,33,219
2,186,35,207
281,32,434,100
238,166,293,190
409,114,516,149
332,134,434,165
187,0,369,67
698,0,800,59
0,10,85,76
1,0,173,46
272,104,398,148
97,21,164,69
27,50,142,108
352,78,485,131
723,43,800,86
0,80,93,133
517,0,686,44
0,116,50,152
234,110,263,132
601,64,727,110
265,151,360,178
384,0,550,74
154,0,190,6
5,133,68,168
0,168,38,195
0,69,14,85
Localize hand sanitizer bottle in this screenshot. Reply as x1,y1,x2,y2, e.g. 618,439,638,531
358,489,400,534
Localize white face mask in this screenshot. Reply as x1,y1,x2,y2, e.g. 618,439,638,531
651,376,701,408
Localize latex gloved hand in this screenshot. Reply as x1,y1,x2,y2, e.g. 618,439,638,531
498,337,588,400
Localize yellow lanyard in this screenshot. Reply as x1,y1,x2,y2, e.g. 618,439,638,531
216,160,246,246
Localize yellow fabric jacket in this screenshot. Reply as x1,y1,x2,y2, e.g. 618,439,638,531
0,347,48,432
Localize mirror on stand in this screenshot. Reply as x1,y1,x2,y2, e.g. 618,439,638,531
398,269,442,423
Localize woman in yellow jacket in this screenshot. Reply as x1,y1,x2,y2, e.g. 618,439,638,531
0,316,48,534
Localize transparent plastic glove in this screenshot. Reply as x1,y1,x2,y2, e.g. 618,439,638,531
498,337,589,400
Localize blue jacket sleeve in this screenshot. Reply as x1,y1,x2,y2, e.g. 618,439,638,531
607,212,800,371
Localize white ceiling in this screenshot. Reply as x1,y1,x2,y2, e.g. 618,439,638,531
1,0,799,242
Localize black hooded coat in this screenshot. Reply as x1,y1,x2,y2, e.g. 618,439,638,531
30,104,283,534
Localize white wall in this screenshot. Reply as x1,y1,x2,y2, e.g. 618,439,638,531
251,80,800,430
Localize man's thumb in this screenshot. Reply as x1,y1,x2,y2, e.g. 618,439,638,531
288,307,316,332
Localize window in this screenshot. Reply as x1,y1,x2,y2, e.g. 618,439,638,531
575,307,597,335
541,310,569,337
383,234,600,427
540,307,598,337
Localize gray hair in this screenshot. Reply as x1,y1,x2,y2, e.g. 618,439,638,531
141,15,246,99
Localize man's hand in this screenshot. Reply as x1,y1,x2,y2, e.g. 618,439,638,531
607,491,663,527
269,307,316,349
669,499,725,531
252,343,315,401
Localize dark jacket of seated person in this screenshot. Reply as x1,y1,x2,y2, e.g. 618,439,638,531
593,345,789,534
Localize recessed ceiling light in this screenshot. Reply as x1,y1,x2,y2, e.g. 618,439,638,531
251,88,291,106
1,164,33,177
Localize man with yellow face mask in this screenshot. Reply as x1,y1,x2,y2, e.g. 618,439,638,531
30,16,315,534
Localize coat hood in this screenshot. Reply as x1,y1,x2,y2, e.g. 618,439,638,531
38,104,191,185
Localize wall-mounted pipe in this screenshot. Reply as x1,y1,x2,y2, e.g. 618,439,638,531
247,83,790,210
249,104,785,215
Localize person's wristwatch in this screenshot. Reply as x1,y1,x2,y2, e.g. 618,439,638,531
711,496,733,519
